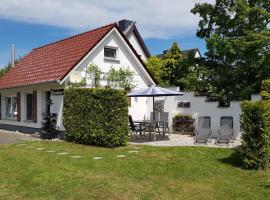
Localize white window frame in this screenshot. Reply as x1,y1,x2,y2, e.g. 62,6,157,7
104,46,119,61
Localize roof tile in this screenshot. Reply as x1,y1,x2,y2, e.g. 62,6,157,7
0,23,115,89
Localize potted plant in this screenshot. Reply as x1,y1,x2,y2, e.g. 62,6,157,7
173,114,194,134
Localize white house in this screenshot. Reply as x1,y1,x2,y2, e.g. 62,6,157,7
0,19,259,138
0,20,156,133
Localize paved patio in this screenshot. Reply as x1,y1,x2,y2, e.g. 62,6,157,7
0,130,38,144
129,133,241,148
0,129,241,148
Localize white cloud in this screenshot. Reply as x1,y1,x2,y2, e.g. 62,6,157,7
0,0,215,38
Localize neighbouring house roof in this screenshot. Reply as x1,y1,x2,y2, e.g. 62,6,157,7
157,48,201,59
0,21,156,90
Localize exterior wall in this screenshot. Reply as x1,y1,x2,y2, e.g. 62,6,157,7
0,29,154,132
66,29,153,121
127,32,148,61
50,94,64,130
146,89,260,139
71,29,152,88
0,83,64,132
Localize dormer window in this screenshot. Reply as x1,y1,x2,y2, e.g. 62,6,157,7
104,47,118,60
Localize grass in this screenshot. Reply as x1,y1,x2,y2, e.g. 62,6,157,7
0,141,269,200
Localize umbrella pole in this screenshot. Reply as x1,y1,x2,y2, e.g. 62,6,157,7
153,96,156,141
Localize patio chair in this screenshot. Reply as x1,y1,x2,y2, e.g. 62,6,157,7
150,112,161,133
217,116,234,144
144,112,160,138
195,116,212,144
159,112,170,136
128,115,145,136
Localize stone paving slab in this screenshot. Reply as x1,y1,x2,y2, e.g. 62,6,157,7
57,152,69,155
0,130,38,144
71,156,82,159
93,156,103,160
129,134,241,148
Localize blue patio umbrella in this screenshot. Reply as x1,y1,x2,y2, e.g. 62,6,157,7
127,85,184,121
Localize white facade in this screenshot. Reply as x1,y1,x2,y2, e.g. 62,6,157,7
0,83,63,129
144,89,261,138
0,27,153,132
0,25,260,138
63,28,154,124
126,32,148,61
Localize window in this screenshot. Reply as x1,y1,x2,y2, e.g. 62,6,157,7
26,94,33,120
5,97,17,118
104,47,117,59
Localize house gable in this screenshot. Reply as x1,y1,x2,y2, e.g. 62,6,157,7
127,31,148,61
118,20,151,61
0,23,116,90
63,27,156,88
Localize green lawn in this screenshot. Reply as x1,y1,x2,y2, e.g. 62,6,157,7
0,141,269,200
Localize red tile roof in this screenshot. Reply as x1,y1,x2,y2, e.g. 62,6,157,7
0,23,116,89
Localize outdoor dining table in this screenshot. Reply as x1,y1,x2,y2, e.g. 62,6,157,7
128,85,183,141
133,120,162,140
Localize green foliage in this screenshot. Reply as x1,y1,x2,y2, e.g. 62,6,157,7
145,56,163,83
240,101,270,170
67,64,135,91
63,88,129,147
0,65,11,78
0,58,21,78
41,112,57,139
146,42,201,90
174,114,192,119
261,80,270,100
160,43,183,87
191,0,270,100
86,64,102,88
67,78,87,88
106,67,135,91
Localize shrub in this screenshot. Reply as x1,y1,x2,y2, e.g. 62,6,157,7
63,88,129,147
260,79,270,100
41,112,57,139
106,67,135,91
174,114,192,119
239,101,270,170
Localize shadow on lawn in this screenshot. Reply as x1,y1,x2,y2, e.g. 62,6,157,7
256,183,270,190
219,150,242,168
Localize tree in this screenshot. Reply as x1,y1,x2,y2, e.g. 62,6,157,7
86,63,102,88
0,64,11,78
145,42,203,91
160,42,183,86
145,56,163,83
191,0,270,100
107,67,135,91
174,54,210,93
0,58,22,78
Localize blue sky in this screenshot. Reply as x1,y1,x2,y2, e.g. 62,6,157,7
0,0,211,67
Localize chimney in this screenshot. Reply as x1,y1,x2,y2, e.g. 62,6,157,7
118,19,134,32
11,44,15,67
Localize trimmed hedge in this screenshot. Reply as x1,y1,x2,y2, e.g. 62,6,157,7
261,79,270,100
240,101,270,170
63,88,129,147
